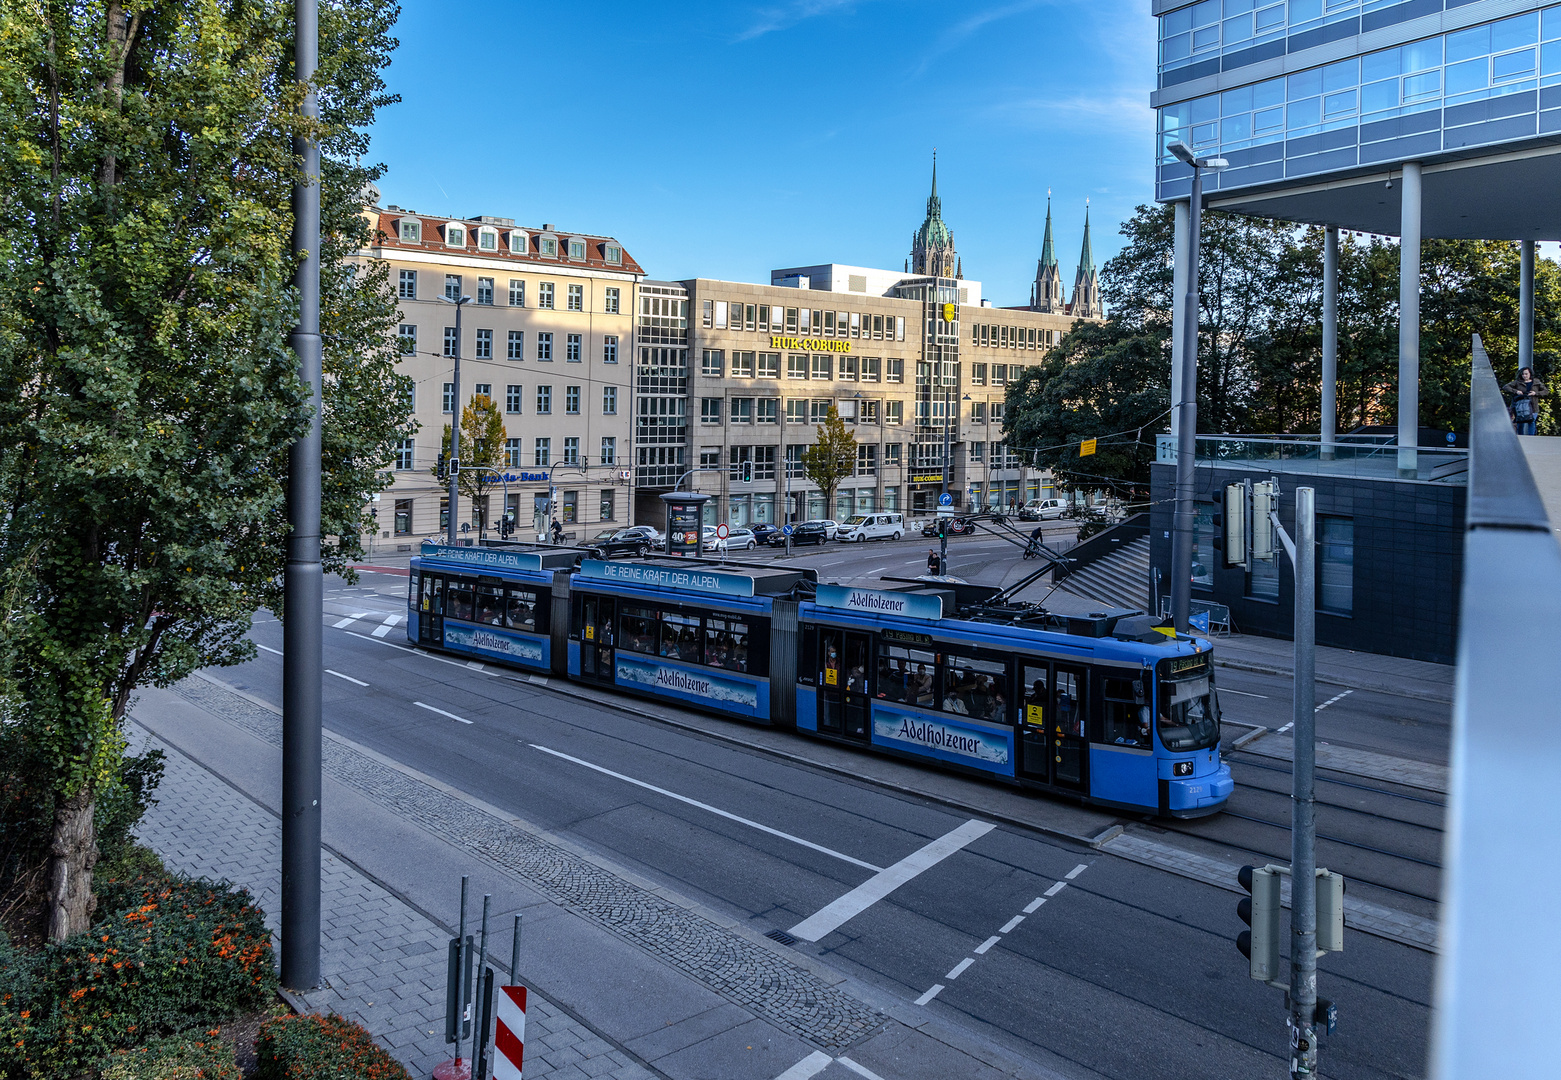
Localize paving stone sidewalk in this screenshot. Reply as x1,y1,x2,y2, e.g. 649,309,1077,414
128,723,657,1080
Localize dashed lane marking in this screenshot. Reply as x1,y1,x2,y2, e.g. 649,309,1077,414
837,1058,888,1080
914,983,944,1006
1023,896,1046,914
945,957,975,980
1044,880,1068,897
773,1051,832,1080
326,669,368,687
1067,862,1089,879
1000,914,1025,933
413,701,472,724
973,935,1002,955
345,632,498,675
256,644,283,656
1316,689,1354,711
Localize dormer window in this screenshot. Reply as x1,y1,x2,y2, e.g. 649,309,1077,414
444,223,466,247
539,236,558,257
398,218,421,242
477,227,498,251
568,239,586,260
509,230,528,255
604,243,622,265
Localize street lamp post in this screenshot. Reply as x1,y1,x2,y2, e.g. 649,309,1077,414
439,293,471,546
1166,142,1227,632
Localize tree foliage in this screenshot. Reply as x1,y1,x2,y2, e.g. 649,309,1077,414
802,406,856,514
434,393,507,523
0,0,408,938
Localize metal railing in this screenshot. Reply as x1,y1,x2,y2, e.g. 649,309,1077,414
1432,335,1561,1079
1155,433,1469,483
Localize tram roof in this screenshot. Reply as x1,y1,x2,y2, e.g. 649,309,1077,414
579,557,813,597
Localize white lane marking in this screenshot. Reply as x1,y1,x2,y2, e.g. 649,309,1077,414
1316,689,1354,711
1220,687,1268,698
945,957,975,979
865,566,888,576
1023,896,1046,914
346,632,498,675
837,1058,888,1080
414,701,473,725
974,935,1002,955
788,818,995,942
914,983,945,1006
773,1051,833,1080
1044,881,1068,897
1067,863,1089,879
1000,915,1025,934
371,614,404,638
331,612,368,628
529,744,881,871
326,669,368,687
1277,721,1294,734
466,660,486,671
256,644,283,656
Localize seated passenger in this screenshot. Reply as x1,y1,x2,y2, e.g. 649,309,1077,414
847,666,866,692
913,664,933,704
986,690,1007,721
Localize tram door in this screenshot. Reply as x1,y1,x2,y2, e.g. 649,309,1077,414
580,595,615,684
1019,662,1088,791
418,574,444,646
817,628,872,741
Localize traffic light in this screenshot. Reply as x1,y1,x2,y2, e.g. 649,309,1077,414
436,452,447,481
741,459,753,483
1223,481,1247,567
1237,864,1282,982
1251,480,1277,561
1316,869,1345,954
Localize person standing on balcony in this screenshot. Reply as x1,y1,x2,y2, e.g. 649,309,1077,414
1503,366,1547,436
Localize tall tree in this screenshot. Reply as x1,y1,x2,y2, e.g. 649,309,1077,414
0,0,407,939
434,393,507,533
802,406,856,517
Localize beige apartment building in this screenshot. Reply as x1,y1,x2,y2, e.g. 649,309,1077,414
354,205,643,548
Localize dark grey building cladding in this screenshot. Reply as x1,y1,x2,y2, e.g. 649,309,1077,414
1149,463,1465,664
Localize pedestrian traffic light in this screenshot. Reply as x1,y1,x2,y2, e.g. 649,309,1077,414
1237,864,1282,982
1316,869,1345,954
437,452,447,481
741,459,753,483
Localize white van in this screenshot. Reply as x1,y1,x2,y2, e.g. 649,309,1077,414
1025,498,1069,520
836,512,905,542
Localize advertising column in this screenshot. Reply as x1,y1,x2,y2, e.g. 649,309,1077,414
659,491,710,557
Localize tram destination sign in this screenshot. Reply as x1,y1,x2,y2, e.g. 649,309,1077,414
815,584,942,621
419,542,543,572
578,559,755,598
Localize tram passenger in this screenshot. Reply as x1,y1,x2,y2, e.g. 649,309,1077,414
477,595,501,625
912,664,933,704
847,666,866,693
680,628,699,662
876,659,895,699
450,590,473,622
944,668,969,714
985,689,1008,721
733,635,749,672
505,596,529,628
660,624,679,658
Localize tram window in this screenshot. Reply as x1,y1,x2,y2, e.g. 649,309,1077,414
1056,669,1088,740
620,605,658,655
661,612,701,662
448,583,475,622
420,574,443,614
820,628,843,687
877,644,935,705
475,585,505,626
1022,665,1049,727
1102,676,1147,746
1157,674,1220,752
940,654,1007,720
504,587,541,632
705,617,750,672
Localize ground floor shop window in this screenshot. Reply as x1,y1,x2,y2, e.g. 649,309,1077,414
394,499,413,536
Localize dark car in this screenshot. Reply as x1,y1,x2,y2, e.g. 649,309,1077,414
920,516,978,537
749,522,781,546
767,521,829,546
586,525,663,559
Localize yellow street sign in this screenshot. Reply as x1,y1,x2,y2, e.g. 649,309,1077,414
942,302,956,323
1080,438,1097,457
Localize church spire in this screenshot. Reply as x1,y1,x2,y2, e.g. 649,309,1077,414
909,149,957,278
1039,194,1057,273
1031,190,1064,313
1069,200,1103,319
1077,202,1096,282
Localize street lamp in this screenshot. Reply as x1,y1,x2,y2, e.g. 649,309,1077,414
1166,141,1227,632
439,293,472,546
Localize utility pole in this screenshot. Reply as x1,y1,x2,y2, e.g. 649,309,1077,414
281,0,322,992
442,293,471,545
1288,486,1319,1078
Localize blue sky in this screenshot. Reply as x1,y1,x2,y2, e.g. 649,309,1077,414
367,1,1158,307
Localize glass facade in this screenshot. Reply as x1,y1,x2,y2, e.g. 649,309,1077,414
1157,4,1561,198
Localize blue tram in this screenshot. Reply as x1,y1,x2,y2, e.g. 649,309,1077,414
406,544,1232,817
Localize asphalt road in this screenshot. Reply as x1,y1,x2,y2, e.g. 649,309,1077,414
210,571,1437,1080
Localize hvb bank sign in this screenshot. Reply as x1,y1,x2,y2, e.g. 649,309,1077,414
815,584,942,621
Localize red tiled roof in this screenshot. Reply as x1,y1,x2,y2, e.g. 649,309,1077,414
367,208,644,275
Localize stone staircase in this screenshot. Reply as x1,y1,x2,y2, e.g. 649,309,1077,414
1055,534,1152,612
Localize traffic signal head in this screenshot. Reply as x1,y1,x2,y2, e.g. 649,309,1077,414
1251,480,1277,561
741,460,753,483
1316,869,1345,954
437,452,447,481
1237,864,1282,982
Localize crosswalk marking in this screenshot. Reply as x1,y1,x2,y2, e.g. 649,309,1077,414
331,612,368,628
370,614,403,637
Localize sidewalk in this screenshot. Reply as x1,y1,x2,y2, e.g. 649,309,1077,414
129,677,1074,1080
1209,632,1454,704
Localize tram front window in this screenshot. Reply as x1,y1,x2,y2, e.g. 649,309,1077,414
1157,675,1219,752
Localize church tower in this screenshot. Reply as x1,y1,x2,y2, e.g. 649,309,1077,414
1030,196,1064,313
1069,203,1103,319
909,153,958,278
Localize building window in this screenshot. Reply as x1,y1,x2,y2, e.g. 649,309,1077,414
886,400,903,425
731,351,755,378
1319,516,1354,615
568,240,586,260
785,444,804,478
758,352,780,378
509,231,527,255
785,307,798,333
473,382,491,400
991,402,1005,422
536,385,552,413
728,445,753,481
809,399,832,424
474,328,492,359
509,279,525,306
507,330,524,360
971,401,987,423
732,398,754,424
603,386,618,414
567,283,583,311
445,224,466,247
856,445,877,477
605,244,622,265
443,326,458,357
537,332,553,361
700,446,721,469
714,300,729,329
701,299,713,328
600,488,616,521
474,228,495,252
538,282,555,309
601,436,616,465
398,219,421,243
394,498,413,535
971,441,985,463
563,437,580,465
603,335,618,363
540,237,557,257
534,438,550,466
757,398,778,424
785,399,806,423
702,349,724,377
787,353,808,379
505,385,523,413
992,365,1007,386
445,274,461,301
476,277,494,305
838,355,857,381
885,443,902,464
860,400,879,424
398,269,417,299
1249,552,1280,602
566,385,581,414
442,382,454,413
871,314,883,339
970,363,986,386
566,334,582,362
505,438,522,468
701,398,722,423
886,357,904,383
860,356,880,382
394,438,414,470
398,324,416,355
605,286,620,313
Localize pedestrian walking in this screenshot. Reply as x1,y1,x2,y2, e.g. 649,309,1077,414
1502,366,1547,435
927,548,940,576
550,516,564,544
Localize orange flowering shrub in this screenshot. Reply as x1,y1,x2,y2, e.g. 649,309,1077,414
254,1013,412,1080
100,1032,243,1079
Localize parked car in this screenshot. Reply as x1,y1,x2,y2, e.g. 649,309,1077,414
703,526,757,552
836,512,906,542
780,520,831,545
809,519,839,540
920,515,978,537
1023,498,1069,521
586,525,663,559
748,522,782,546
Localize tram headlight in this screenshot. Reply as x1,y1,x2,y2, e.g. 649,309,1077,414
1173,760,1194,777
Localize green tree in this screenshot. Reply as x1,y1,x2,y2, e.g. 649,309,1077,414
433,394,508,533
0,0,407,939
802,406,856,516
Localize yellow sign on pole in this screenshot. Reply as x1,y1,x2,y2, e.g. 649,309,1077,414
1080,438,1097,457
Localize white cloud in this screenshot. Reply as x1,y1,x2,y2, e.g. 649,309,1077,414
735,0,866,41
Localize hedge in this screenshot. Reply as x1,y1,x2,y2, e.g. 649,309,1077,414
99,1032,242,1080
254,1013,412,1080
